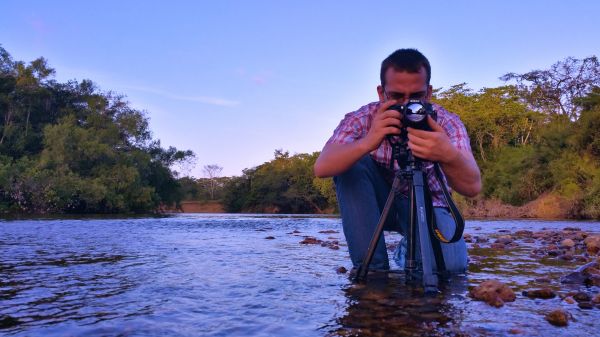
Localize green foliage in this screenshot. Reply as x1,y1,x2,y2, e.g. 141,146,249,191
222,150,332,213
0,46,194,214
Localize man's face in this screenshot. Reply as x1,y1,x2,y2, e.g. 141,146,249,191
377,66,432,105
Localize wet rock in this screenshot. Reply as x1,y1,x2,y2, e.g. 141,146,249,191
496,235,513,244
508,328,524,335
0,315,20,328
578,302,594,310
491,243,506,249
476,236,489,243
573,292,591,302
463,233,473,243
558,253,574,261
300,237,321,245
560,239,575,249
514,230,533,237
545,309,569,326
264,236,275,240
564,296,576,304
522,288,556,299
319,230,339,234
336,266,347,274
469,280,516,307
592,293,600,304
534,277,551,283
563,227,581,232
547,250,561,257
584,235,600,255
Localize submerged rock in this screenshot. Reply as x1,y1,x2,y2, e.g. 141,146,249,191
469,280,516,307
336,266,347,274
522,288,556,299
0,315,20,329
545,309,570,326
264,236,275,240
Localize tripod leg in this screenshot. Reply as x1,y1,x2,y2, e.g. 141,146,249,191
412,170,439,294
354,176,401,283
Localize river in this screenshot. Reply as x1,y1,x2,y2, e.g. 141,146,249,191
1,214,599,336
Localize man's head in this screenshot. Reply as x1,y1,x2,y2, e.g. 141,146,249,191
377,49,432,105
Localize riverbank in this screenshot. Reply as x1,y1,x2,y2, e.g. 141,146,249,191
168,193,588,220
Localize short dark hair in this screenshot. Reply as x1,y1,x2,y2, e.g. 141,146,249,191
380,48,431,87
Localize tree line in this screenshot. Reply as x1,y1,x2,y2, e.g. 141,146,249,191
0,46,194,214
2,46,599,218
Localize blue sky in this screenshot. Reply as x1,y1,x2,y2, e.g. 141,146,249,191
2,1,599,177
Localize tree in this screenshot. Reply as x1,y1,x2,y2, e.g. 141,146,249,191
500,56,600,120
203,164,223,199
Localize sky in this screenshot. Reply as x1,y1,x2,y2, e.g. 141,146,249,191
1,1,599,177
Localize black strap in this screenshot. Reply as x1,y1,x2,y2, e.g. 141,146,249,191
430,163,465,244
424,182,447,275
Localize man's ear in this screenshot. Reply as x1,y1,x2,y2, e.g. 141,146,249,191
377,85,385,102
426,84,433,101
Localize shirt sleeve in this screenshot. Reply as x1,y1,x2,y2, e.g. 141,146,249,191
437,107,472,152
326,104,373,145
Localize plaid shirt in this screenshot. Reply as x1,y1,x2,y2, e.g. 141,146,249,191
327,101,472,207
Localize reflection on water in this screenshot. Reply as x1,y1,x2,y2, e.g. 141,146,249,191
329,272,469,337
0,215,599,336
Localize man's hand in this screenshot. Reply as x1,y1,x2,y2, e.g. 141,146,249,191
361,100,402,152
406,116,459,164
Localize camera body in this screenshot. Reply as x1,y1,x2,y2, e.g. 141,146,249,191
388,99,437,131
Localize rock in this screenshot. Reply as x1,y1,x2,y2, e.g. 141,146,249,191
578,302,594,310
564,296,576,304
515,230,533,238
264,236,275,240
0,315,20,329
496,235,513,244
534,277,551,283
584,235,600,255
560,239,575,249
469,280,516,307
522,288,556,299
558,253,574,261
491,243,506,249
319,230,339,234
300,237,321,245
545,309,570,326
592,294,600,304
508,328,524,335
336,266,347,274
463,234,473,243
573,292,591,302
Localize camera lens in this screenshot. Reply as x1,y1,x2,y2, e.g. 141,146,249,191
405,102,426,122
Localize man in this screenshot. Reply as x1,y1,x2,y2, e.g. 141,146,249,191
314,49,481,273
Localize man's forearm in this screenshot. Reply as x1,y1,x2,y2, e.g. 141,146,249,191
440,149,481,197
314,141,371,178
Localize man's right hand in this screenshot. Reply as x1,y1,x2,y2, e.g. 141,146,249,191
360,100,403,151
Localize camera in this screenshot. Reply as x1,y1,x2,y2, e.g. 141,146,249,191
388,99,437,131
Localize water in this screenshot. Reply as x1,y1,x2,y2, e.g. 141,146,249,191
1,215,599,336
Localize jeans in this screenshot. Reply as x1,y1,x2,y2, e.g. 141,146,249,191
334,155,468,273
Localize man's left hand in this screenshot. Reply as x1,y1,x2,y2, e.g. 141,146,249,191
406,116,459,164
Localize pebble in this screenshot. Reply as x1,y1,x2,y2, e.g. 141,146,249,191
300,237,321,245
469,280,516,307
560,238,575,249
545,309,569,326
522,288,556,299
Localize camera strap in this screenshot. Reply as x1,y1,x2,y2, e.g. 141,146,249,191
430,163,465,244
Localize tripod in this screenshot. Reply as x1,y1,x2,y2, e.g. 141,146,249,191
353,131,464,294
